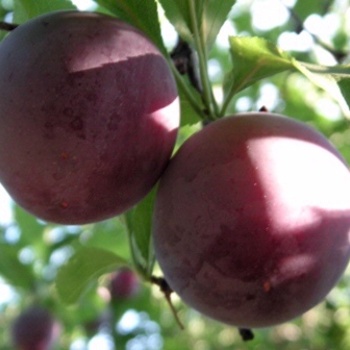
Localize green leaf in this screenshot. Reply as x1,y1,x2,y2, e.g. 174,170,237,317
96,0,165,54
200,0,236,51
160,0,228,44
338,79,350,111
175,122,202,152
159,0,236,50
56,247,127,304
179,87,203,125
125,188,157,278
290,62,350,118
228,36,293,93
14,205,45,246
13,0,76,23
222,36,293,115
222,35,350,118
222,35,350,117
83,219,130,259
158,0,193,44
0,244,34,289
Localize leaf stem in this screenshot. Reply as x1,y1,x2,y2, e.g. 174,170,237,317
220,82,238,117
220,63,262,117
124,213,148,280
169,60,204,116
188,0,218,121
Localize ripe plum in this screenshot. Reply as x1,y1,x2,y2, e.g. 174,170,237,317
0,11,179,224
153,112,350,328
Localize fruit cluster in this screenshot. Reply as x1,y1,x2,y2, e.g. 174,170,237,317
1,11,350,330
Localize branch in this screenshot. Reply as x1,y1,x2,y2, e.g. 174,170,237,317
0,21,19,31
283,3,348,62
239,328,255,341
150,275,185,330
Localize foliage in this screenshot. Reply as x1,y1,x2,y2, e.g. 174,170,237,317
0,0,350,349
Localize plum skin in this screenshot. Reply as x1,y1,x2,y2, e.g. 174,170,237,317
0,11,179,224
153,112,350,328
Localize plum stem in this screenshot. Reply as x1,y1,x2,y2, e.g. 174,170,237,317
259,106,269,112
0,21,18,31
150,275,185,330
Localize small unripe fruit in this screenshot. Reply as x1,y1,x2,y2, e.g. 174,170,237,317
153,112,350,328
110,268,140,300
0,11,179,224
11,306,57,350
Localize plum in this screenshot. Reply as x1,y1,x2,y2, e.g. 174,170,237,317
11,306,58,350
0,11,179,224
109,268,140,300
153,112,350,328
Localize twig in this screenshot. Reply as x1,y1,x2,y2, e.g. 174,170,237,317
150,275,185,330
282,2,348,62
239,328,255,341
259,106,269,112
0,21,19,31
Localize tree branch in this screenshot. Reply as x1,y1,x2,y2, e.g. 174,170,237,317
283,3,348,62
0,21,19,31
150,275,185,330
239,328,255,341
